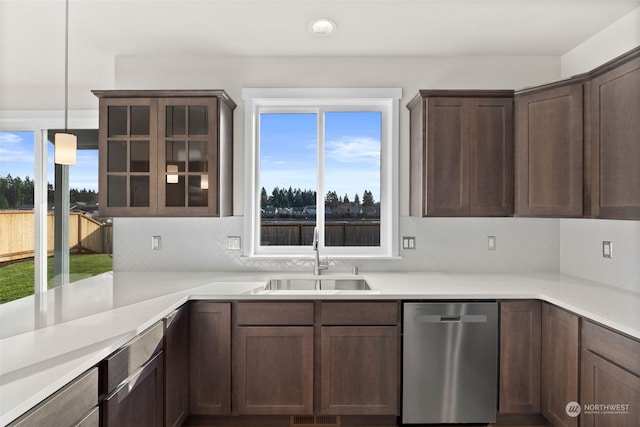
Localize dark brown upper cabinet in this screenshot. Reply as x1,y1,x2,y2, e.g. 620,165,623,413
408,90,514,217
93,90,235,217
585,48,640,220
514,79,584,217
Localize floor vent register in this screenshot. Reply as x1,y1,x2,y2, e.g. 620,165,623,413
290,415,340,426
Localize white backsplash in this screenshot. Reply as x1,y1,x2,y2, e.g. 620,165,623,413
113,216,560,274
560,219,640,293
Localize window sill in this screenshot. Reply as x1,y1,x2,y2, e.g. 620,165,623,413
239,254,403,261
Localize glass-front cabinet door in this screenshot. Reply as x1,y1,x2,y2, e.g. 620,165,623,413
94,90,235,217
158,98,219,216
98,98,158,216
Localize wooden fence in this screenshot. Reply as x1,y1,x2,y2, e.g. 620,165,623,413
0,211,112,263
260,221,380,246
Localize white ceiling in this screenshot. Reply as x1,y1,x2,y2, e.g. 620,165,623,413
1,0,639,90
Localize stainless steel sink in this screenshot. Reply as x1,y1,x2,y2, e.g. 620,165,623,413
265,277,372,291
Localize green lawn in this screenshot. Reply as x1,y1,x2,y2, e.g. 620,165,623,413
0,254,113,304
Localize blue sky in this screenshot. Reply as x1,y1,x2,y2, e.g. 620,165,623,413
260,111,381,202
0,131,99,191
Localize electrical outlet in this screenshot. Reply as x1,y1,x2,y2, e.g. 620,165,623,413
488,236,496,251
402,236,416,250
602,241,613,258
227,236,241,251
152,235,161,250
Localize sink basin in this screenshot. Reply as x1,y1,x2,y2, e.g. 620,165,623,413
265,277,372,291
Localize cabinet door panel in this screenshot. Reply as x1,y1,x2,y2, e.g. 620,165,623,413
320,326,398,415
98,97,158,217
515,83,583,216
499,301,541,414
470,98,514,216
102,352,163,427
581,351,640,427
426,98,469,216
541,303,579,427
589,55,640,219
164,306,189,427
234,326,314,415
189,302,231,415
158,97,219,216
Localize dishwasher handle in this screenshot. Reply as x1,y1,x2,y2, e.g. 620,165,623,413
415,314,487,323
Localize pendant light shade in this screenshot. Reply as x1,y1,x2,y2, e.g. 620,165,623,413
167,164,179,183
55,132,77,165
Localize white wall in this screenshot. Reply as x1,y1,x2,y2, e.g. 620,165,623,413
560,219,640,293
561,7,640,78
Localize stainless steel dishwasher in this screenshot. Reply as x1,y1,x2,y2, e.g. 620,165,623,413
402,302,498,424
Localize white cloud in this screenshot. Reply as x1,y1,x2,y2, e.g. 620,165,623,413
325,136,380,164
0,133,25,144
0,133,34,174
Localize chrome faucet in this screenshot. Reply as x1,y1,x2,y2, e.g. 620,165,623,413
312,227,329,276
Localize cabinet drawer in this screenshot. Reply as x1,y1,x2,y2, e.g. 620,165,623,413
102,321,163,393
321,302,398,325
75,407,99,427
102,351,164,427
582,320,640,375
236,302,314,325
8,368,98,427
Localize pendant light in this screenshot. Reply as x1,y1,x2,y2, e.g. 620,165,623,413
55,0,77,165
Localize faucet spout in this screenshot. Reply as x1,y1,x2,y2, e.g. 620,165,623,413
312,227,329,277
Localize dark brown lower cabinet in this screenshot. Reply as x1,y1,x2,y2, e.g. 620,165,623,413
541,303,579,427
189,302,231,415
8,368,99,427
581,320,640,427
102,352,164,427
320,326,398,415
499,300,541,415
234,326,314,415
164,305,189,427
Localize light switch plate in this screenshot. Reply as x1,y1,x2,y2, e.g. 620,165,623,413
602,241,613,258
227,236,241,251
488,236,496,251
152,235,161,250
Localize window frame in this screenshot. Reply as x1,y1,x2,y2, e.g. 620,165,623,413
243,88,401,259
0,110,98,295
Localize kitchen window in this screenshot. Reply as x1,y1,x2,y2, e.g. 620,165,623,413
243,88,401,258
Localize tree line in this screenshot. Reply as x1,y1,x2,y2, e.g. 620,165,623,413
261,186,376,209
0,174,98,209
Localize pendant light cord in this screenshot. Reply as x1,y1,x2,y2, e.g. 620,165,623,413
64,0,69,132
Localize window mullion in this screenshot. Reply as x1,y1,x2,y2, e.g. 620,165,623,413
316,109,325,248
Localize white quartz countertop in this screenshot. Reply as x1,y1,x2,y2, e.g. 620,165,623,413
1,270,639,425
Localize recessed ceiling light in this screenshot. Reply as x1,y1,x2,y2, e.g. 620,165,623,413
309,18,337,36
